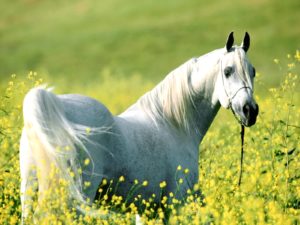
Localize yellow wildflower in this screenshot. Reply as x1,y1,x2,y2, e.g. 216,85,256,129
86,127,91,134
84,158,90,166
159,181,167,188
102,179,107,185
119,176,125,182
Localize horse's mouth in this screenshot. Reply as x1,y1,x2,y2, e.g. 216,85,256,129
232,103,259,127
242,116,257,127
241,103,259,127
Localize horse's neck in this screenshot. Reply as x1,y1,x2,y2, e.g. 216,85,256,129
189,50,223,143
192,96,221,144
122,49,223,144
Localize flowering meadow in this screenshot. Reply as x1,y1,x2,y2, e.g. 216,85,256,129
0,52,299,224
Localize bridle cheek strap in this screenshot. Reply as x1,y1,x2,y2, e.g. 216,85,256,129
221,65,253,124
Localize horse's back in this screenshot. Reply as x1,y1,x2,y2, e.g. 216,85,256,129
58,94,114,128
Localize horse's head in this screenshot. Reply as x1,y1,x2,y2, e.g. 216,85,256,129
216,32,259,127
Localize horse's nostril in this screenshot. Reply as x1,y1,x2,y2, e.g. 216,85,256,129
243,104,250,116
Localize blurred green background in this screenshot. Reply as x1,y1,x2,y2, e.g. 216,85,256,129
0,0,299,89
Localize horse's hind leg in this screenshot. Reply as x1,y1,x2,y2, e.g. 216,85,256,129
20,129,37,223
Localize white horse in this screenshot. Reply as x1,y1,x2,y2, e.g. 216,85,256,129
20,32,258,222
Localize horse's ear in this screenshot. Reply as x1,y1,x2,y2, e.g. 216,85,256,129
226,32,234,52
241,32,250,52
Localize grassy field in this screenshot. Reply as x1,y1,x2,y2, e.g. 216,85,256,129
0,0,299,88
0,53,299,224
0,0,300,224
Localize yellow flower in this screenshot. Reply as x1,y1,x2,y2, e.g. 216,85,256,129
161,196,168,204
159,211,164,219
142,180,148,186
159,181,167,188
177,165,182,171
294,50,300,61
102,178,107,185
184,168,189,174
288,63,295,69
86,127,91,134
9,215,18,225
84,158,90,166
172,198,179,204
119,176,125,182
69,171,75,178
178,178,183,184
84,181,91,187
193,183,199,192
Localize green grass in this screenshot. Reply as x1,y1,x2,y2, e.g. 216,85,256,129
1,0,299,89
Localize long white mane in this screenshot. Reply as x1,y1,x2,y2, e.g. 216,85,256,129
138,48,252,134
138,58,198,133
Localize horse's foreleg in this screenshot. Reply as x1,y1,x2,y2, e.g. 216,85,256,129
20,130,37,224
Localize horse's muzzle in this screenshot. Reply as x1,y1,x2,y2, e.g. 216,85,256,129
242,103,259,127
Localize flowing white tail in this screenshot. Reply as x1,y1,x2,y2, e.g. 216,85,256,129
21,87,96,217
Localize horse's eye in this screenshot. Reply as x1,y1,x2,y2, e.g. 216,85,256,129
224,66,233,77
252,67,256,77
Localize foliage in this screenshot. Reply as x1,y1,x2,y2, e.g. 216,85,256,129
0,52,299,224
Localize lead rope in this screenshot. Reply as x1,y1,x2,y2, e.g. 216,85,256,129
220,57,248,187
238,125,245,187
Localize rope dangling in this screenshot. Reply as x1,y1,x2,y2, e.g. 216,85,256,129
238,125,245,187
